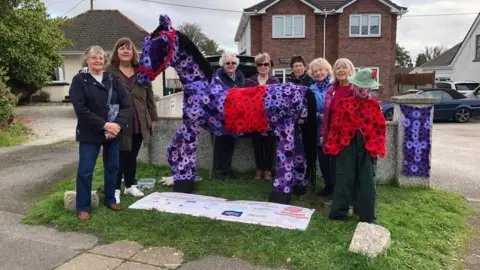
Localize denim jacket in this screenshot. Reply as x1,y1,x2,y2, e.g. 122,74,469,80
309,76,332,146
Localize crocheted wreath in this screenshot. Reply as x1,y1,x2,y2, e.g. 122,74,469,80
324,96,387,158
224,85,269,134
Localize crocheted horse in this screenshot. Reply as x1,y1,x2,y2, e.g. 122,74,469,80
137,15,317,204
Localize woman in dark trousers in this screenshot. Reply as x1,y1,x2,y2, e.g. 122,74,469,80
69,45,130,220
213,51,245,180
106,37,159,203
245,53,279,180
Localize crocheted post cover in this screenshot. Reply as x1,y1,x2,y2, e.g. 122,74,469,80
224,85,269,134
324,96,387,158
400,105,433,177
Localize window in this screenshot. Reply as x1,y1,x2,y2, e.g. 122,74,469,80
272,15,305,38
273,68,291,83
435,82,453,89
350,14,381,37
49,66,65,82
476,35,480,60
455,83,479,90
354,67,379,89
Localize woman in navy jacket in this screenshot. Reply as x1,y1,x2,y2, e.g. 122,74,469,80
69,45,131,220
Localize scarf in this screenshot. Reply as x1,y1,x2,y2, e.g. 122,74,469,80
315,74,331,92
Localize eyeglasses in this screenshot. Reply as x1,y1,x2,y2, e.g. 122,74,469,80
89,56,104,61
257,63,270,67
225,62,237,66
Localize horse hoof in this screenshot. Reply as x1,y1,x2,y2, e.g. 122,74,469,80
173,180,195,193
268,191,291,205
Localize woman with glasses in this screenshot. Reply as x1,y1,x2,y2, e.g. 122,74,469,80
245,53,279,181
212,51,245,180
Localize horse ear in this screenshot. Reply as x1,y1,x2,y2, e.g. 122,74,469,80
158,14,174,32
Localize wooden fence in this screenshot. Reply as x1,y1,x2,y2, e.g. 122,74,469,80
394,72,436,95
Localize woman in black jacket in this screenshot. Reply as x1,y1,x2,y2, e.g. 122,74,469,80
69,45,131,220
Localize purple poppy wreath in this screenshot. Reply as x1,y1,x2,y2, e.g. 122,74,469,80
400,105,433,177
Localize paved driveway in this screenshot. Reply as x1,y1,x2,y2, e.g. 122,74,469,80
431,120,480,200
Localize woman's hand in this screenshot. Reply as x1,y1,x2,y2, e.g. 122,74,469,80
105,132,117,140
319,113,324,120
151,121,157,131
104,122,120,135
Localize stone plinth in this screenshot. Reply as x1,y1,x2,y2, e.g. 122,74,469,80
64,190,99,211
391,94,440,188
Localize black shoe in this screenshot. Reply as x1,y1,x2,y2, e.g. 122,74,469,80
292,186,307,196
316,186,333,197
173,180,195,193
269,191,291,205
227,171,237,179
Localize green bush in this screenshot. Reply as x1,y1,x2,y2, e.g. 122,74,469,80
0,68,18,128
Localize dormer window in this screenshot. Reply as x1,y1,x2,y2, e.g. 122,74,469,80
349,14,381,37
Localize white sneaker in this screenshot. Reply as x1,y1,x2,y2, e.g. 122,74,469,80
115,189,121,204
125,185,144,197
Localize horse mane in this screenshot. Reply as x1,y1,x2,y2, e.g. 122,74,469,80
301,89,318,190
176,31,213,82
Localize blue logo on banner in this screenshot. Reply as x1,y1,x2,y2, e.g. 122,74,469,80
221,211,243,217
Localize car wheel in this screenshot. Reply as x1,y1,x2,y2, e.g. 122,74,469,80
454,108,471,123
384,109,394,121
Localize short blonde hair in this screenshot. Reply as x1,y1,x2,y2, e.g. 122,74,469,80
332,58,356,84
254,52,271,64
219,51,239,67
82,45,107,67
308,57,332,77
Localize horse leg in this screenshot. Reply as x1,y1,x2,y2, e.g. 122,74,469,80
292,125,307,196
269,122,295,205
167,120,199,193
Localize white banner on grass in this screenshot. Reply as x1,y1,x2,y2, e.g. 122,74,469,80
128,192,315,230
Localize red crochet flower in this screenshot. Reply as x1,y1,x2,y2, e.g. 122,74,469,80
224,85,269,133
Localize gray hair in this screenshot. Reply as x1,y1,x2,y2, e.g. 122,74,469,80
254,52,271,64
218,51,239,67
82,45,107,67
332,58,356,84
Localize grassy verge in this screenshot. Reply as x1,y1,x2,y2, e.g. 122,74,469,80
23,161,476,270
0,121,30,147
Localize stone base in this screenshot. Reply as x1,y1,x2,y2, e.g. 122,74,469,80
64,190,99,211
348,222,391,258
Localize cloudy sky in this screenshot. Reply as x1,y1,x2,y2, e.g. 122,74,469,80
44,0,480,61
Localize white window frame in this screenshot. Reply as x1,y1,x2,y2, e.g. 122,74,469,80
51,65,65,83
272,15,305,38
355,67,380,89
349,14,381,37
273,68,292,83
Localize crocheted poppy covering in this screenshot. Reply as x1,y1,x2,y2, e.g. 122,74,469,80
224,85,269,134
324,96,387,158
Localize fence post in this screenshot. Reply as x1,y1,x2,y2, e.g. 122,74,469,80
391,94,440,187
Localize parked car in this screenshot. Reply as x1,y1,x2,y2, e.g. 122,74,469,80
435,80,480,96
381,88,480,122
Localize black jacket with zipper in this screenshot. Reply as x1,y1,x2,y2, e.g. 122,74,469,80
69,72,131,143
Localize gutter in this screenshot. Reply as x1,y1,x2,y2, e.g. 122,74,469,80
321,9,336,58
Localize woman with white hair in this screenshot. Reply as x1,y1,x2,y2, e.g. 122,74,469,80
308,57,333,197
212,51,245,180
69,45,131,220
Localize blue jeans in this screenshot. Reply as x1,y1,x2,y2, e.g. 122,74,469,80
76,139,119,212
317,146,333,189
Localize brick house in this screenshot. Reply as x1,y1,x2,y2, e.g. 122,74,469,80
234,0,408,98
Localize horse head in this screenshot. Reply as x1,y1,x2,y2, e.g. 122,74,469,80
138,14,213,86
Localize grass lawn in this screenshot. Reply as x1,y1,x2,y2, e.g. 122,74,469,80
0,121,30,147
24,161,476,270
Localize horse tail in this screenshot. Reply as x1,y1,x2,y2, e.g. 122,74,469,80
301,89,318,190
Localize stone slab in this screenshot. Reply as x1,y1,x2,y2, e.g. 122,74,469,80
55,253,123,270
348,222,391,258
0,237,79,270
89,240,144,259
64,190,99,211
178,255,282,270
131,247,184,269
116,261,166,270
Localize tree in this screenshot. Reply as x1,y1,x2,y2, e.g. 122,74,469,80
0,0,72,96
415,53,428,67
424,45,448,61
177,22,224,55
396,43,413,68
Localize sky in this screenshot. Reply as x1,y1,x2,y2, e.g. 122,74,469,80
44,0,480,61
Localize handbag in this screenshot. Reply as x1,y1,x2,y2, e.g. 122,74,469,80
106,74,119,135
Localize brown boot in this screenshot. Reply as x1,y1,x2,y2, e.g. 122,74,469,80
255,170,263,180
107,204,121,211
77,211,91,220
264,170,272,181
